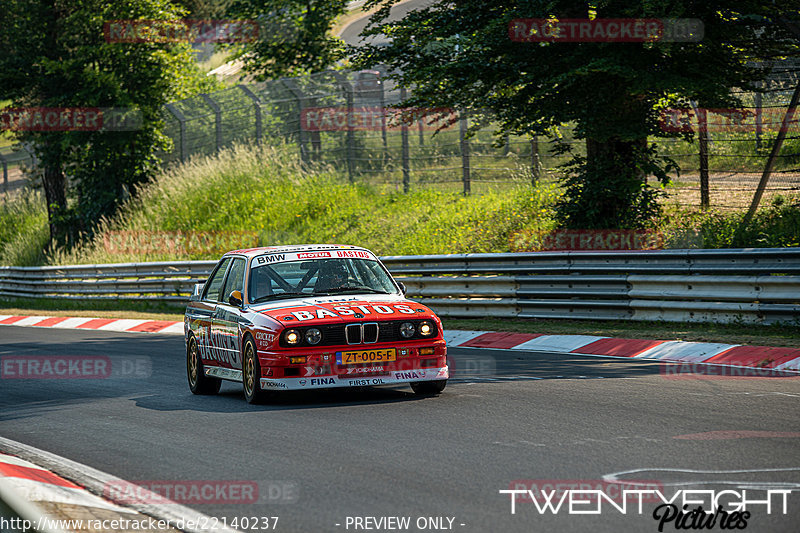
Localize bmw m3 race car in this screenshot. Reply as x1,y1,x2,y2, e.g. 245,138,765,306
184,245,448,403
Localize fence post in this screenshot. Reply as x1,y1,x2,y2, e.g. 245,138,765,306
692,102,710,210
238,85,263,144
332,72,356,183
1,153,7,203
379,77,389,161
460,110,471,195
201,94,223,152
531,136,541,186
400,87,410,193
743,79,800,227
164,104,187,162
755,83,763,151
281,79,309,165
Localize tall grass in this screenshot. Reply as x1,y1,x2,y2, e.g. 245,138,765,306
0,189,49,265
4,142,797,267
53,143,560,265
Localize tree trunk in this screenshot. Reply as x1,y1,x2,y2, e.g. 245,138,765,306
582,137,649,227
40,145,67,247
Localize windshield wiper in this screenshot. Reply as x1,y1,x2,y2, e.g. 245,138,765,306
316,286,392,295
251,292,307,304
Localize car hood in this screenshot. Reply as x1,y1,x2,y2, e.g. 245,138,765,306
250,293,436,325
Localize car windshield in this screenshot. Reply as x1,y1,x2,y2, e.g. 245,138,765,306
248,257,398,303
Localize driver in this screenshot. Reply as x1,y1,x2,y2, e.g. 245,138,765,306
314,261,349,293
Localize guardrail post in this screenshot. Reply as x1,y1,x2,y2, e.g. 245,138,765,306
400,87,410,193
238,85,263,144
164,104,187,162
201,93,223,152
460,110,471,195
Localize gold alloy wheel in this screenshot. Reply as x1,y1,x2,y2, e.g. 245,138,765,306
188,339,199,387
244,342,255,396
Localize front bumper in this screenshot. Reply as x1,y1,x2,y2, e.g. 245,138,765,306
259,365,448,391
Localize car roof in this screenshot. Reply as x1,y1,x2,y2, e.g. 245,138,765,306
223,244,371,258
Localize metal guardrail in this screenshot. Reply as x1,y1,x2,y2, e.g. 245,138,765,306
1,249,799,324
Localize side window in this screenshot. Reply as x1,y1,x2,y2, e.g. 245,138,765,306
203,258,231,302
221,258,245,303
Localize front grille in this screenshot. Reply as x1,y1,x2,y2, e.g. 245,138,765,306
283,320,437,347
345,323,362,344
363,323,378,343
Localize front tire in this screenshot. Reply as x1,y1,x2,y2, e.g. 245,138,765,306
187,336,221,395
243,337,269,404
410,379,447,395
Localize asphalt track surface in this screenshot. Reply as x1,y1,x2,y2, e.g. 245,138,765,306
1,326,799,533
339,0,434,47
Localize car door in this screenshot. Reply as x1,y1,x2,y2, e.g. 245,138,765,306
192,257,231,368
211,256,247,377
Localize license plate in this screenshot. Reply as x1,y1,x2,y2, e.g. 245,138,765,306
337,348,396,365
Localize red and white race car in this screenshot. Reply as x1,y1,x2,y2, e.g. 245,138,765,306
184,245,448,403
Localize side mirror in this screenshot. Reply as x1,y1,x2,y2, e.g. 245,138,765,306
228,290,243,307
397,281,407,295
190,283,203,301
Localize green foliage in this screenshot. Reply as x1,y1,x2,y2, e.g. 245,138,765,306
661,195,800,248
0,0,221,247
51,143,559,264
354,0,800,229
555,142,678,229
225,0,348,80
3,143,797,266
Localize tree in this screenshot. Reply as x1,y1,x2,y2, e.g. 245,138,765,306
0,0,218,247
354,1,800,228
225,0,349,80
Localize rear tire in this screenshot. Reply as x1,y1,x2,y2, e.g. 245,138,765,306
243,337,269,404
187,336,221,395
410,379,447,395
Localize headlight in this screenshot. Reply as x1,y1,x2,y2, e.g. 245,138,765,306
284,329,301,345
419,321,434,336
399,322,415,338
305,328,322,345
